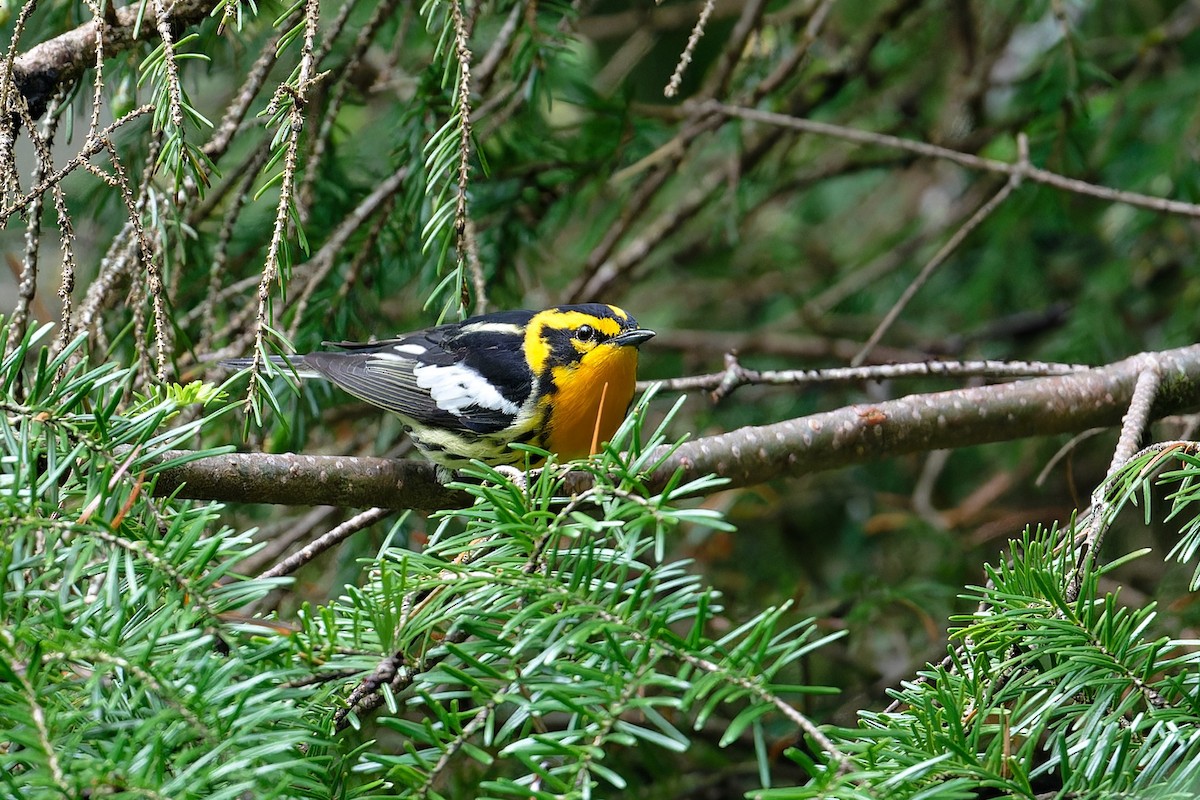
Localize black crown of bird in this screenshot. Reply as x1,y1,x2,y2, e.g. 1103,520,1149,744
223,303,655,474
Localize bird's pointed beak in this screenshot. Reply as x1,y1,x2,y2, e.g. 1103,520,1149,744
612,328,656,348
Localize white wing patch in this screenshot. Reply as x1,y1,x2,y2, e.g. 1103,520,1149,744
457,322,525,336
372,344,426,360
412,362,521,416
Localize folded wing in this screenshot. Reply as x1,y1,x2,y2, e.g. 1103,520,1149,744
301,328,524,435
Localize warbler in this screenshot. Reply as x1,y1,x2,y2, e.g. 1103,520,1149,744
224,304,655,473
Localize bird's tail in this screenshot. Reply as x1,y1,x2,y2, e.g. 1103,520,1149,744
220,354,323,380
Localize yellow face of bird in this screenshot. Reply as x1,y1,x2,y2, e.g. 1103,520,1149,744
522,306,633,372
523,305,653,460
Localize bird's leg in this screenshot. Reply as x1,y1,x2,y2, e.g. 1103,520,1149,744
492,464,528,491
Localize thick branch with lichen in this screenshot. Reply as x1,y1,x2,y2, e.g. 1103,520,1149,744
11,0,220,119
150,346,1200,510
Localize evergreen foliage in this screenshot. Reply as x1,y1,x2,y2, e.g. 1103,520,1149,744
5,0,1200,797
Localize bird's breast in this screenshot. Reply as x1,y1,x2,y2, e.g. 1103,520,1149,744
545,345,639,461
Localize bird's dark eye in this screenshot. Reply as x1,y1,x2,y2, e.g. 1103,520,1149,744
575,324,596,342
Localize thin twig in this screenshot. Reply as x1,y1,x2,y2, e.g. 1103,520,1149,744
0,0,42,203
644,352,1089,400
1035,428,1105,488
1066,358,1164,601
1,104,155,222
705,101,1200,218
257,507,393,580
239,506,339,577
570,0,770,299
665,0,716,98
15,100,79,364
852,135,1030,366
801,177,990,323
103,138,170,381
1107,361,1161,475
250,0,321,389
752,0,837,100
80,0,108,151
450,0,478,314
73,135,162,354
8,96,65,356
150,0,185,128
699,0,768,100
474,0,524,95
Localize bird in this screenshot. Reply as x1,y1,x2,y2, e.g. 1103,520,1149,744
223,303,655,475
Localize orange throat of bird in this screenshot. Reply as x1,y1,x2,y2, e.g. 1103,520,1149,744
545,345,639,461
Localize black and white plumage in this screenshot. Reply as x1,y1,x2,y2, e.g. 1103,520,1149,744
223,304,655,472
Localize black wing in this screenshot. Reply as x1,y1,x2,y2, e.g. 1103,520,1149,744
299,321,533,435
